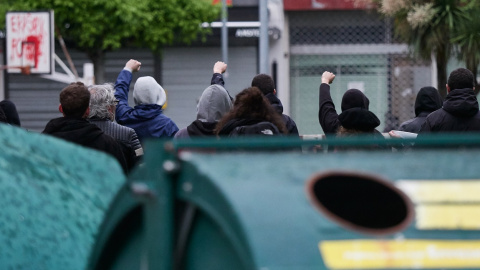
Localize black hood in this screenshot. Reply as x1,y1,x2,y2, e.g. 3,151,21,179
341,89,370,111
187,120,217,137
0,106,7,124
264,93,283,114
43,117,104,145
443,88,479,117
338,108,380,131
415,87,443,116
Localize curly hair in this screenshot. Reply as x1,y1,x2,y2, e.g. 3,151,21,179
215,87,287,134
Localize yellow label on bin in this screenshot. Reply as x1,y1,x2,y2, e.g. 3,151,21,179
396,180,480,203
320,240,480,269
416,205,480,230
396,180,480,230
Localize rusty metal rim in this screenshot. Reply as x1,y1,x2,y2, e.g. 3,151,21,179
305,170,415,236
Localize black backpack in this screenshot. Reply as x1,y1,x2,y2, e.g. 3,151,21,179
229,121,281,137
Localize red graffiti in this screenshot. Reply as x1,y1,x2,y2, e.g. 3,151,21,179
10,38,23,59
10,14,44,34
9,36,42,68
7,12,50,72
24,36,42,68
8,13,47,69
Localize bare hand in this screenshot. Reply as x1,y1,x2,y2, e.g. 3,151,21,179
126,59,141,72
321,71,335,84
388,130,402,138
213,61,227,74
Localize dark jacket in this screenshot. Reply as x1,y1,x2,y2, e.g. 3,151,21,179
175,120,217,138
0,100,20,126
43,117,128,172
211,73,234,100
419,88,480,133
218,118,281,137
398,112,430,134
264,93,299,136
212,73,297,135
89,118,143,170
319,83,381,136
114,70,179,142
0,105,7,124
338,107,381,132
398,87,443,133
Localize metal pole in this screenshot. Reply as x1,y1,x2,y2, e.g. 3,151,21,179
259,0,269,74
221,0,228,67
1,35,6,100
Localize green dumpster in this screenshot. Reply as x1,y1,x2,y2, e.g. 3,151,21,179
0,124,126,270
89,135,480,270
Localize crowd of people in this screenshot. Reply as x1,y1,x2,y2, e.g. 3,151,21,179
2,59,478,174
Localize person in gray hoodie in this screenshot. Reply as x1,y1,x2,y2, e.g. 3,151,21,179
174,61,233,138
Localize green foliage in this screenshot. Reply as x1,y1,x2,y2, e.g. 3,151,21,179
0,0,220,54
135,0,220,52
453,12,480,66
451,2,480,89
373,0,479,96
387,0,468,60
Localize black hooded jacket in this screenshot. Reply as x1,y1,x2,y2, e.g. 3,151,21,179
398,87,443,133
338,108,381,131
319,83,381,136
43,117,128,172
186,120,217,137
0,106,7,124
264,93,299,136
218,118,281,136
419,88,480,133
0,100,20,126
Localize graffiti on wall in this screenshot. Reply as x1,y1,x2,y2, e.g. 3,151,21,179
6,11,53,74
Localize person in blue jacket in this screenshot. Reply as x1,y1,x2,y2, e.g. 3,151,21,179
114,59,179,142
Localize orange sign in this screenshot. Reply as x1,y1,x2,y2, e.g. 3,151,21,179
212,0,232,6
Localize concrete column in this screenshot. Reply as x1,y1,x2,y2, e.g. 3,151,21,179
268,0,290,115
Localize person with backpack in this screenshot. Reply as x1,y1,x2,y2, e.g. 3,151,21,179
215,87,287,136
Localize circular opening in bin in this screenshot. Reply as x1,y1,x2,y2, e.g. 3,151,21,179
307,171,413,235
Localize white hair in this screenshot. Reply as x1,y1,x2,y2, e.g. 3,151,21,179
88,83,116,121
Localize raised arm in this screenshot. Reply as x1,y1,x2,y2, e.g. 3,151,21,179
115,59,141,123
210,61,233,100
211,61,227,86
318,71,340,135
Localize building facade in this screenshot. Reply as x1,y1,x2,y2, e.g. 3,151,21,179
3,0,468,134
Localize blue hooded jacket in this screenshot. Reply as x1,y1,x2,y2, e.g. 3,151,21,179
114,69,179,142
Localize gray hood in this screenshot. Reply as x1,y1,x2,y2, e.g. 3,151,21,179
133,76,166,106
197,84,233,122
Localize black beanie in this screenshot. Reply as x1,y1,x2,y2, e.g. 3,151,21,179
341,89,370,111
